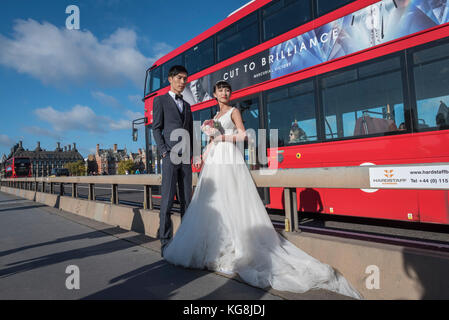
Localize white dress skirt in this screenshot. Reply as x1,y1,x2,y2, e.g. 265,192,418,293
163,107,362,299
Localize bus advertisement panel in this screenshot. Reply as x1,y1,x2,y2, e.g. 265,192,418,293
180,0,449,106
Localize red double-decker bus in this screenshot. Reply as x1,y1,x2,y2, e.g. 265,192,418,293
143,0,449,225
4,157,32,178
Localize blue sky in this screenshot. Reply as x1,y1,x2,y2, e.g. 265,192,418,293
0,0,250,158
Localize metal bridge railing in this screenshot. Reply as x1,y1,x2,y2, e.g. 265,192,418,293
1,162,448,232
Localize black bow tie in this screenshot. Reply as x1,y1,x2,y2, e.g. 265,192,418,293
175,94,183,101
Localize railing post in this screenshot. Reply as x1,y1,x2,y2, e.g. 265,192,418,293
291,188,299,232
283,188,300,233
50,182,54,194
284,188,292,232
88,183,95,201
72,183,77,198
42,181,46,193
111,184,118,205
60,183,64,196
144,185,153,210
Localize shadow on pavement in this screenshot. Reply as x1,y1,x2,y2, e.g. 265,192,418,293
0,234,153,279
0,227,130,258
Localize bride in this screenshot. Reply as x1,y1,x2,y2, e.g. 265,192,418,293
163,80,362,299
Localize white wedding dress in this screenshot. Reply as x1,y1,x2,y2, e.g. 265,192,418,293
163,107,362,299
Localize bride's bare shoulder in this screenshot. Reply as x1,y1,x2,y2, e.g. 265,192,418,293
231,107,241,118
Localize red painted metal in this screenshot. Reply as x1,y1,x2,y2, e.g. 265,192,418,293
143,0,449,225
267,131,449,224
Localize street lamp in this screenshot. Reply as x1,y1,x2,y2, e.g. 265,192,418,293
132,117,146,142
132,117,151,174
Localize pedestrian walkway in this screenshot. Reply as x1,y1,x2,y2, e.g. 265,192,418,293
0,191,349,300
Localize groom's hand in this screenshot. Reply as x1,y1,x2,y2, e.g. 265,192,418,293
193,156,202,170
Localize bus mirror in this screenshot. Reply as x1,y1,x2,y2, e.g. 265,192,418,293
132,128,138,141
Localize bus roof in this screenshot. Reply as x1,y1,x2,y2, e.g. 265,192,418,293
150,0,270,70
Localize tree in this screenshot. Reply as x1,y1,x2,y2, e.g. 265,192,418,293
64,160,86,176
118,160,135,175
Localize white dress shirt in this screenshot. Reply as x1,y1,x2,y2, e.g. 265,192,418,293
168,91,184,114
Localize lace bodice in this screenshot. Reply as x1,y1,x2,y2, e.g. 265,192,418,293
214,107,236,134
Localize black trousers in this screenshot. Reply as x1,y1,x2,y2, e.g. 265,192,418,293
159,159,192,248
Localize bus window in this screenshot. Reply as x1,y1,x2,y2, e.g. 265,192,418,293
321,56,404,139
151,66,162,92
145,70,150,96
267,80,316,147
217,12,259,62
413,41,449,131
162,55,183,87
315,0,354,17
235,96,260,168
185,37,214,76
193,106,218,152
262,0,311,42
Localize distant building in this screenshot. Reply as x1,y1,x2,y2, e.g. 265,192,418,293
128,148,146,173
6,141,84,177
86,154,98,175
91,144,146,175
95,144,128,175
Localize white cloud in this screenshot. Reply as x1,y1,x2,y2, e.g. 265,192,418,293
128,94,143,107
34,105,144,134
0,134,14,147
110,119,131,130
0,19,169,88
152,42,174,60
35,105,109,133
23,126,63,140
125,110,144,120
92,91,122,109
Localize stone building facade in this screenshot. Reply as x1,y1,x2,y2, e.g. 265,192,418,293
94,144,127,175
3,141,84,177
128,148,146,173
90,144,147,175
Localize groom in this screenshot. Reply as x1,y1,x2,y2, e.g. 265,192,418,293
152,65,201,256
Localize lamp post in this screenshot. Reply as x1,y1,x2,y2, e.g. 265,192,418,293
132,117,151,174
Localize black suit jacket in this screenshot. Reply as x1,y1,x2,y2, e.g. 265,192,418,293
152,93,193,159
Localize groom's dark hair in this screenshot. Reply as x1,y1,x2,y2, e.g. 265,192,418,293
168,65,188,78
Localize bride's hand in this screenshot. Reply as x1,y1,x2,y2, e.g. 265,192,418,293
213,135,224,143
193,156,202,170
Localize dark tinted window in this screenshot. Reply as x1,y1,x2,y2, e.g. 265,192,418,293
217,12,259,62
162,55,184,87
321,57,405,140
413,42,449,131
145,70,151,96
263,0,311,41
193,106,219,152
185,38,214,75
233,96,260,167
267,80,317,147
316,0,354,16
150,66,161,92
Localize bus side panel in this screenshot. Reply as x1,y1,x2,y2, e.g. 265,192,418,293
418,190,449,224
267,131,449,224
269,187,422,223
315,188,420,222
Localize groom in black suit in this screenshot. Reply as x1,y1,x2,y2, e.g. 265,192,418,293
153,65,201,256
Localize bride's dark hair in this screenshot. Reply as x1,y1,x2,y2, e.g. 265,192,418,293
213,80,232,93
